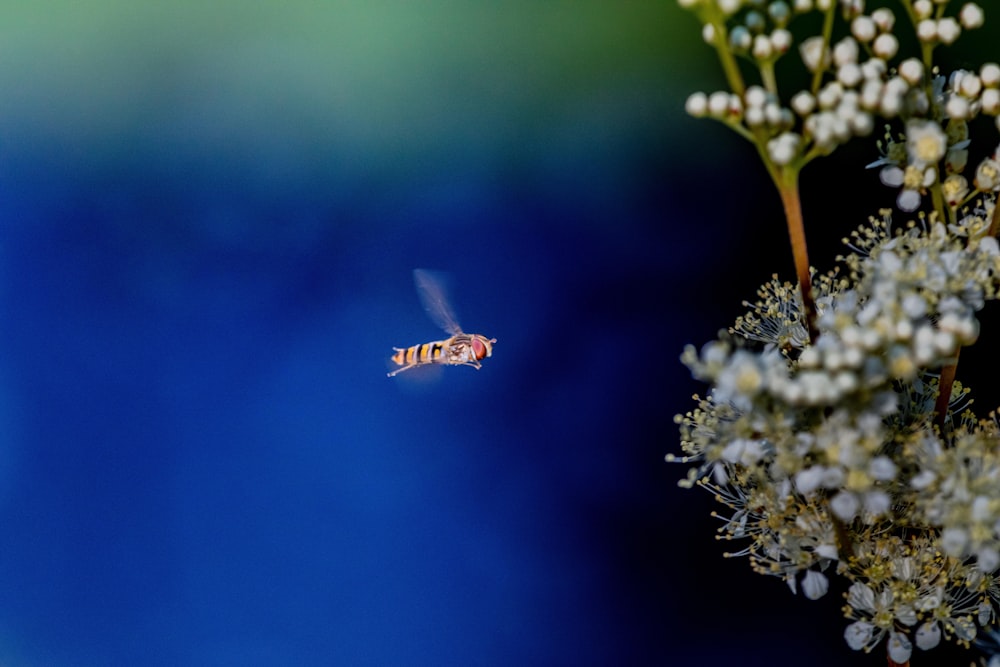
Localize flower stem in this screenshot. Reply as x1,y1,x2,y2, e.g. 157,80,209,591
989,192,1000,238
776,170,819,343
759,61,778,96
703,7,745,99
935,193,1000,430
933,349,959,432
810,2,836,95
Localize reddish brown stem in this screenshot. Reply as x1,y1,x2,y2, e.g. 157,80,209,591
930,193,998,431
777,177,819,343
989,191,1000,238
934,351,959,432
932,193,1000,430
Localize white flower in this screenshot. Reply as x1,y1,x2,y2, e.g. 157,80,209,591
816,543,839,560
744,85,768,109
685,92,709,117
771,29,793,53
940,526,969,556
720,438,767,466
869,456,897,481
871,7,895,32
752,34,774,60
887,631,913,664
833,37,859,67
844,621,876,651
978,547,1000,572
958,72,983,98
975,158,1000,190
768,1,791,25
936,18,961,45
945,145,969,173
942,174,969,207
915,621,941,650
982,89,1000,115
880,164,936,212
906,120,947,167
717,0,741,15
795,466,825,495
847,580,877,610
945,95,971,120
791,91,816,116
838,63,863,88
768,132,801,165
971,495,992,522
851,16,876,42
707,91,731,117
729,26,752,51
982,62,1000,87
916,19,937,43
801,570,829,600
879,165,904,187
911,469,936,489
800,36,828,72
861,58,886,82
960,3,985,30
863,490,891,516
896,188,922,212
899,58,924,85
872,33,898,60
831,491,860,520
701,23,716,45
817,82,843,110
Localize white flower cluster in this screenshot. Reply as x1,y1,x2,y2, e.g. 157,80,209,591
674,0,1000,663
684,219,998,412
685,1,990,170
909,421,1000,573
911,0,986,44
672,217,1000,662
841,534,992,660
867,62,1000,212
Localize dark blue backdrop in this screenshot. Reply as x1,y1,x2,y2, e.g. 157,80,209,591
0,2,989,666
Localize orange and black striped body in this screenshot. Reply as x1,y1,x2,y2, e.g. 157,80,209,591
388,333,495,377
391,339,449,370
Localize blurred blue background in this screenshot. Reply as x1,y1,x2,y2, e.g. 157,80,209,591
0,2,989,666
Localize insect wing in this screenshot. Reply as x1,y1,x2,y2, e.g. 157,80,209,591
413,269,462,336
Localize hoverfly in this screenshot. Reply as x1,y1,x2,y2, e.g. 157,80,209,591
387,269,496,377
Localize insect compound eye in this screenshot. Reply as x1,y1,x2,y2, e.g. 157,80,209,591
471,337,488,360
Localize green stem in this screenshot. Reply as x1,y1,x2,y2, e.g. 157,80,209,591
929,180,948,226
810,2,836,95
702,6,745,98
725,119,757,144
899,0,937,72
760,61,778,96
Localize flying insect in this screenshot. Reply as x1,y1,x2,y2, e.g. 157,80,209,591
388,269,496,377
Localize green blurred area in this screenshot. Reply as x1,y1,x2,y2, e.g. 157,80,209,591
0,1,709,172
